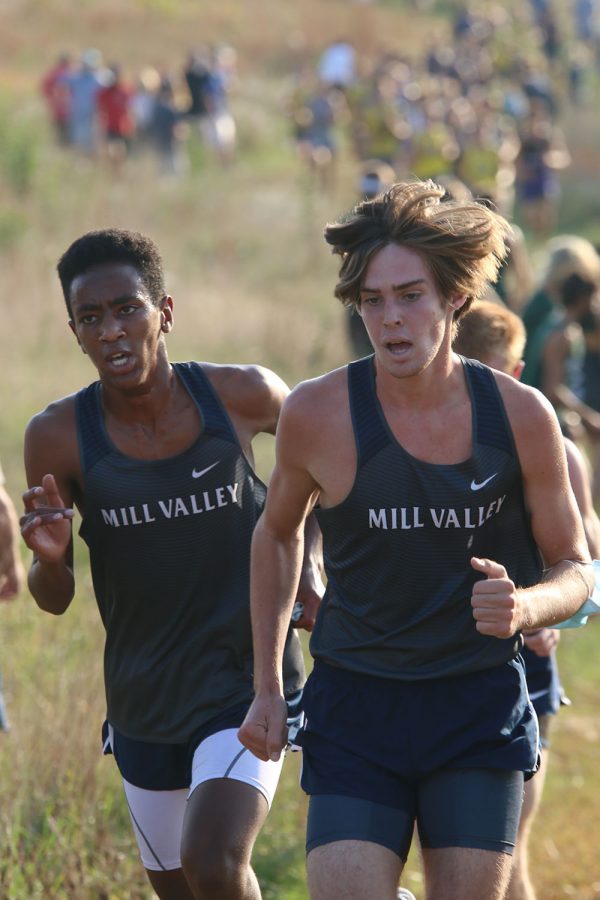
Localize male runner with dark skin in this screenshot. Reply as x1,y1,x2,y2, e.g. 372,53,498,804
239,182,593,900
20,229,322,900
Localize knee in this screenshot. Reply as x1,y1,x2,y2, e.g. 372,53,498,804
180,840,247,899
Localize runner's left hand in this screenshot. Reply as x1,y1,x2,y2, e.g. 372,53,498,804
471,556,523,638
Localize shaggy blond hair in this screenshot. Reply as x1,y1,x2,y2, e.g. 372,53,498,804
324,180,512,319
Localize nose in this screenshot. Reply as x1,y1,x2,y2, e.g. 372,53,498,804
382,296,402,326
99,315,126,342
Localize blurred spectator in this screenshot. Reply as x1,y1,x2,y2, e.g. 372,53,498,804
347,75,400,166
581,303,600,501
539,273,600,437
183,48,213,148
203,45,237,166
573,0,598,42
409,95,460,182
494,223,535,314
62,48,107,156
318,37,357,91
357,158,396,200
151,77,188,177
40,52,72,145
97,65,136,173
293,80,338,190
131,67,160,154
521,235,600,389
515,106,571,236
455,103,519,217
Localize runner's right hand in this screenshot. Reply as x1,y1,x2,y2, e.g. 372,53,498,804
237,693,288,762
21,474,74,562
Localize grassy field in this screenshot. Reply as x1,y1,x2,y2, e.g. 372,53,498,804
1,1,600,897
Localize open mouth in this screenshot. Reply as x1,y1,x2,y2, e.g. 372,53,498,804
385,339,411,355
106,351,134,371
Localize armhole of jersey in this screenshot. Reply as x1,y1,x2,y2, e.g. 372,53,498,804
348,356,390,469
175,362,239,447
75,382,112,473
462,357,517,459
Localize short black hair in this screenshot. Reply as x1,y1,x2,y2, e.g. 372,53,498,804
57,228,166,316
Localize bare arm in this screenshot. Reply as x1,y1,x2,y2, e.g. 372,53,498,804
21,409,77,615
523,436,600,652
215,363,325,630
542,328,600,436
0,483,25,600
471,381,593,637
291,510,324,632
564,436,600,556
238,387,321,760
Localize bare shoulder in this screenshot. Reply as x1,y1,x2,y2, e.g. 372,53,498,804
278,366,351,457
202,362,289,435
25,394,80,481
26,394,78,445
492,370,564,458
283,366,348,425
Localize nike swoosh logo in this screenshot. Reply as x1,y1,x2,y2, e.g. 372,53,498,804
192,461,220,479
470,473,497,491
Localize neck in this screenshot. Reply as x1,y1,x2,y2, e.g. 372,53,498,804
374,342,459,411
101,356,176,426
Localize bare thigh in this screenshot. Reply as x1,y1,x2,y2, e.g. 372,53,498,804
422,846,513,900
146,868,195,900
307,840,402,900
181,776,269,863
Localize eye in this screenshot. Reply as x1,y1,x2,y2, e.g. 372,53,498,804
362,295,381,306
120,304,138,316
402,291,421,303
78,313,98,325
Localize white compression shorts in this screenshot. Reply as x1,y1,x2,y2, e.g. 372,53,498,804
114,726,285,872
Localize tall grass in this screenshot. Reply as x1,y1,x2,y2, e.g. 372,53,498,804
1,1,600,897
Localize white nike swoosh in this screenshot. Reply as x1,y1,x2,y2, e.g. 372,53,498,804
470,473,497,491
192,461,220,479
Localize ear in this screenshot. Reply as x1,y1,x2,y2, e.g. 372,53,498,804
513,359,525,380
160,295,174,333
68,319,87,354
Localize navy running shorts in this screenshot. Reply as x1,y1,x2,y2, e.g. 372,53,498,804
298,658,538,857
103,690,303,791
306,768,525,859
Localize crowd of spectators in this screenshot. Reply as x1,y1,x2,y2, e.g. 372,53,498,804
288,1,600,237
40,44,238,175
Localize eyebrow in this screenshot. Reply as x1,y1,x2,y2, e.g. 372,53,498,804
359,278,426,294
73,295,143,313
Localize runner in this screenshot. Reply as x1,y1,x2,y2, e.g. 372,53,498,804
239,181,593,900
20,228,323,900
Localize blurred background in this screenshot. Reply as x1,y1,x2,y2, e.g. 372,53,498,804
0,0,599,897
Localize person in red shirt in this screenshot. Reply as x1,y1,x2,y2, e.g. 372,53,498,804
97,65,136,171
40,53,72,145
